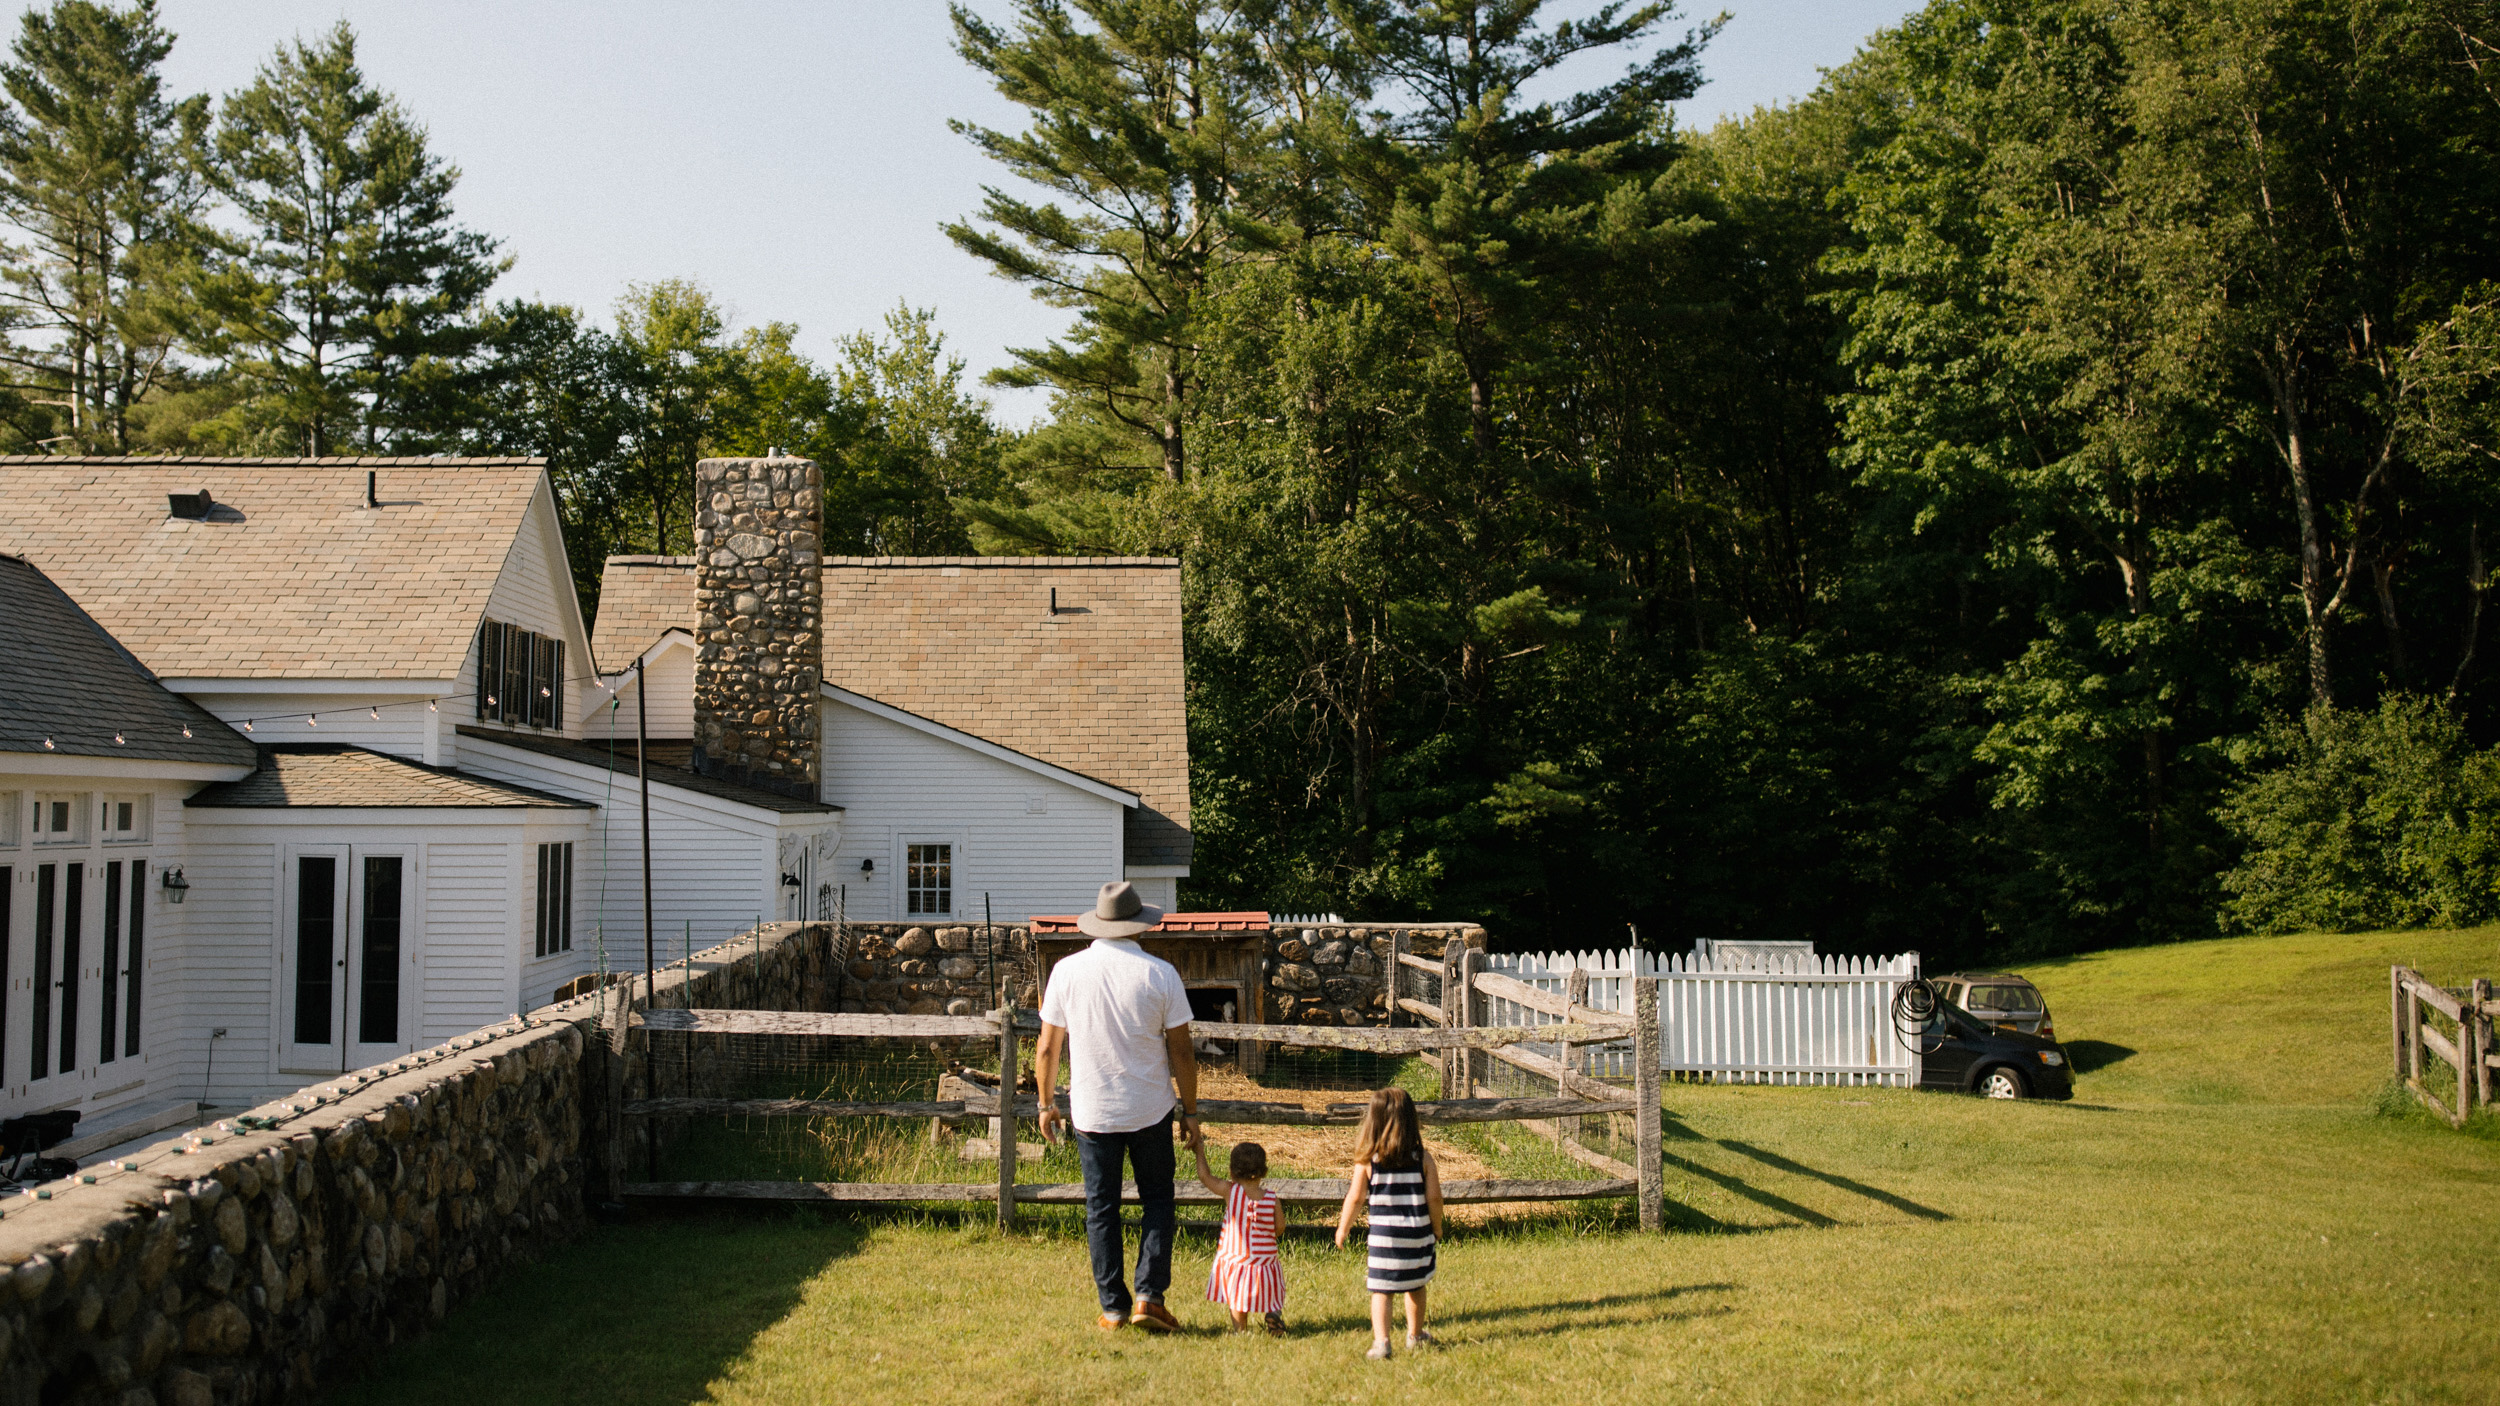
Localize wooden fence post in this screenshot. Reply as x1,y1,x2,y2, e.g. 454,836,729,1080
1388,931,1407,1029
1563,966,1590,1148
2391,966,2407,1085
1634,977,1663,1233
604,979,629,1200
997,1002,1019,1229
2475,977,2494,1110
2405,976,2424,1088
1440,941,1461,1101
1457,946,1482,1096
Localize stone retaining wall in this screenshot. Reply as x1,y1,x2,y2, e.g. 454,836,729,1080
1263,923,1484,1027
0,922,832,1406
832,922,1039,1017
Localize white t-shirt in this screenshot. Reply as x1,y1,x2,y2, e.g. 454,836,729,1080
1039,937,1193,1134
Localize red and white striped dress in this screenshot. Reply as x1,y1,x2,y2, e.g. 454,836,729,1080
1206,1183,1284,1313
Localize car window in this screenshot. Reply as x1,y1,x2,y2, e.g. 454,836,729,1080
1974,984,2043,1013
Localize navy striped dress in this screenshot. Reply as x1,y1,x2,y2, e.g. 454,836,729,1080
1363,1155,1436,1293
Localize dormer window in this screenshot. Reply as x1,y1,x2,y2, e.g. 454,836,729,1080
475,620,564,729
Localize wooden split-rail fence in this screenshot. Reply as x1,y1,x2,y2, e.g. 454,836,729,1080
599,985,1671,1231
2390,966,2496,1128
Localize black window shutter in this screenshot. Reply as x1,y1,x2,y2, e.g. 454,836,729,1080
476,622,498,719
503,624,525,724
549,638,565,730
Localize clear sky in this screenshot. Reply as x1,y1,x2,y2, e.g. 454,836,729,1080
153,1,1920,423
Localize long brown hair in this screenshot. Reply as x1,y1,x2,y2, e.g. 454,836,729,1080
1353,1087,1422,1169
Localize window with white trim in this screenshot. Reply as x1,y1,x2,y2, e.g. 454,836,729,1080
534,842,574,957
905,843,952,916
99,794,149,844
0,791,17,846
32,793,85,845
476,620,564,729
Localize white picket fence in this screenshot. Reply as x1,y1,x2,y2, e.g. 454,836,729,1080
1478,949,1924,1087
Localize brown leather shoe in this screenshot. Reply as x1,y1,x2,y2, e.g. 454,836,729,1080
1097,1311,1126,1331
1129,1301,1179,1333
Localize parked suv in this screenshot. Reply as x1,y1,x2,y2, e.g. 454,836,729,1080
1912,997,2074,1100
1933,972,2055,1040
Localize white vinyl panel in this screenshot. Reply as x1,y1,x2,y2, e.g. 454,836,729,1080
452,742,784,956
820,702,1127,925
421,842,515,1038
161,838,279,1106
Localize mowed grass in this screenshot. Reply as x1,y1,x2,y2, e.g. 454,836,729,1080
328,928,2500,1405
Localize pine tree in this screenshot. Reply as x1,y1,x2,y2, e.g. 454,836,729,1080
195,21,503,455
0,0,207,454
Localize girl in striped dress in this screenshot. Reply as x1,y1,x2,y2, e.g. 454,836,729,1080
1333,1087,1444,1359
1191,1133,1286,1332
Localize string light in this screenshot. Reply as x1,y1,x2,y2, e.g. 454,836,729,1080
242,720,253,731
181,725,192,738
41,736,53,749
305,715,317,727
427,700,437,712
113,731,124,745
370,706,381,720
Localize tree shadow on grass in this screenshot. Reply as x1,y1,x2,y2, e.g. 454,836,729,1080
2064,1040,2136,1075
325,1211,867,1406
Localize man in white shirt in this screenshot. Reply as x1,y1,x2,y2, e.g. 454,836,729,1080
1035,880,1201,1332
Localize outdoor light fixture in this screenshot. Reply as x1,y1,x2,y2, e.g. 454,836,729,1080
162,867,189,905
860,858,875,876
780,871,802,889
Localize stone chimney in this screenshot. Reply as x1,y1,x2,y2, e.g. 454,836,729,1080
691,456,822,799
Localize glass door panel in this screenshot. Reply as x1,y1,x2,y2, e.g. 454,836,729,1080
346,854,413,1067
280,849,349,1071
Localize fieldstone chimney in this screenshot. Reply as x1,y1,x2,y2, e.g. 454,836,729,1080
692,455,822,799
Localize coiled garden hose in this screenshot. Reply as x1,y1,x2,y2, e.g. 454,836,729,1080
1891,973,1945,1054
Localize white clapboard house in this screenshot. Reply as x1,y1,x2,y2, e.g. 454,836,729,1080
0,455,1192,1142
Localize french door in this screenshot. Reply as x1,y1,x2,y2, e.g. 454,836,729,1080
24,861,87,1100
281,847,415,1072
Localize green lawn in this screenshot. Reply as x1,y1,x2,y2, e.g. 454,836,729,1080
329,927,2499,1405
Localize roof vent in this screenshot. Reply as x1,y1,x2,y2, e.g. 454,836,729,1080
167,490,213,520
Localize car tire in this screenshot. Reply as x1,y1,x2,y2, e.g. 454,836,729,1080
1978,1065,2028,1100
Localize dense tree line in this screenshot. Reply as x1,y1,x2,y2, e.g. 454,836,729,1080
945,0,2500,961
13,0,2500,960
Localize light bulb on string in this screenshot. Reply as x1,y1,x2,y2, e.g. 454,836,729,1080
370,706,380,720
41,736,53,749
182,725,192,738
486,694,496,707
114,731,124,745
306,715,317,727
427,699,437,712
243,719,254,732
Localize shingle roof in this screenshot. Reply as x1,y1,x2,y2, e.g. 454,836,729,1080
0,456,550,680
0,553,258,766
186,745,593,809
457,726,841,816
588,554,1192,866
589,556,694,673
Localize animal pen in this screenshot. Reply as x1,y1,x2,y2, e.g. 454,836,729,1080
596,943,1672,1231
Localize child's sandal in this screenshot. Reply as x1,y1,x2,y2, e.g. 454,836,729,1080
1263,1312,1286,1336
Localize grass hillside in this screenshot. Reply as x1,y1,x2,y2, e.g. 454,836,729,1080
330,928,2499,1406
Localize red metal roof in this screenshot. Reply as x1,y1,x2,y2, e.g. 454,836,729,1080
1031,911,1270,935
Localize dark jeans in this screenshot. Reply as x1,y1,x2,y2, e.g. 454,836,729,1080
1074,1112,1175,1314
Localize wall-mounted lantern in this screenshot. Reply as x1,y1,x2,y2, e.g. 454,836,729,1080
859,858,875,877
162,866,190,904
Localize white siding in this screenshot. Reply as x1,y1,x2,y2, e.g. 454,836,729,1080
176,813,551,1107
420,841,518,1040
587,640,693,740
180,692,434,760
448,480,596,758
453,738,815,1001
821,700,1125,924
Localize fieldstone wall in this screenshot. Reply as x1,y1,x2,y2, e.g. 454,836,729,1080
1265,923,1485,1027
833,922,1039,1017
0,922,833,1406
692,454,823,801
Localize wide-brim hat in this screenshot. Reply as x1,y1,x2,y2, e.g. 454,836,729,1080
1076,879,1165,938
